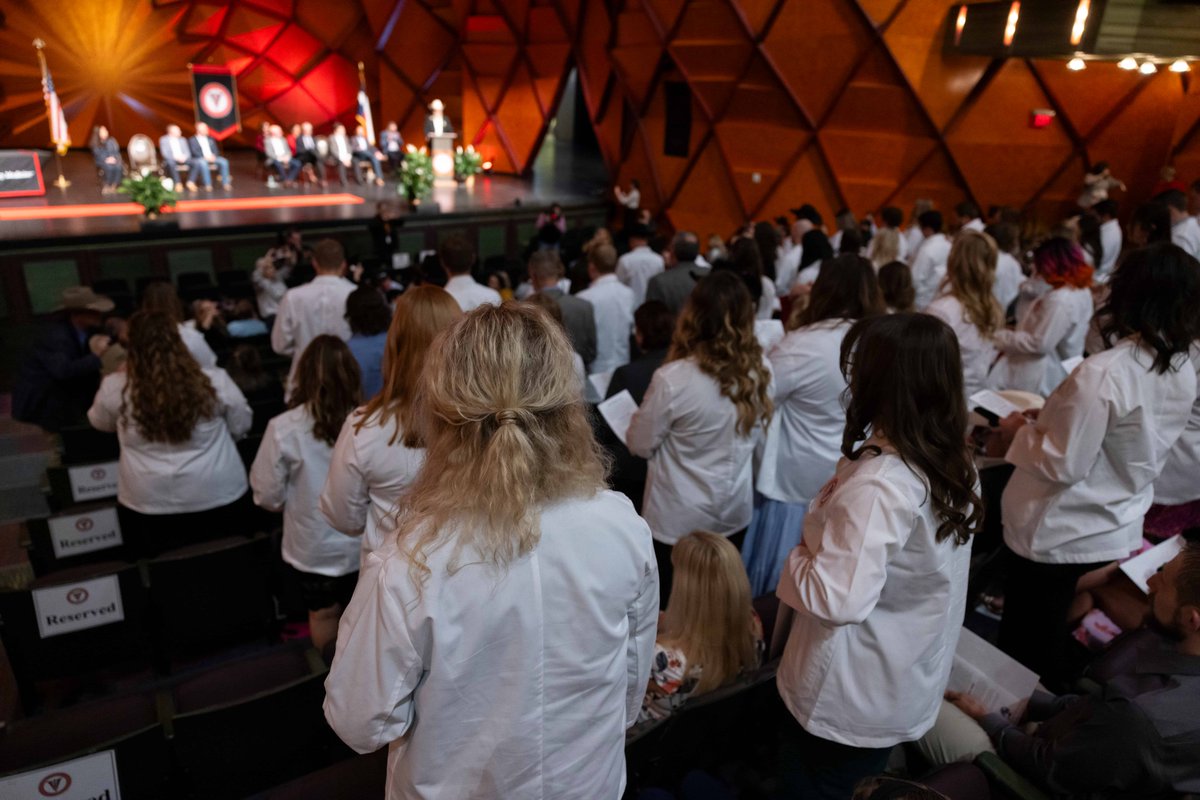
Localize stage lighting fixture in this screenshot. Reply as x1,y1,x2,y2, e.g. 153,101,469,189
1170,60,1191,73
1003,2,1020,47
1067,58,1086,71
1070,0,1090,46
955,5,968,46
1117,57,1138,70
1140,61,1158,75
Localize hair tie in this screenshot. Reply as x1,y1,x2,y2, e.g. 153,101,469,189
495,409,519,427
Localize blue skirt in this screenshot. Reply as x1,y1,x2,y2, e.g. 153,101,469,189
742,497,808,597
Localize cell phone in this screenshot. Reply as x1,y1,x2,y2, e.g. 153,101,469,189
973,406,1000,427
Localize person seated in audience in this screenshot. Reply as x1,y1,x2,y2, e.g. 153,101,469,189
90,125,123,193
528,250,596,369
272,239,357,392
990,243,1199,687
940,539,1200,798
292,121,321,184
744,255,883,597
440,234,501,312
252,254,290,325
140,281,218,368
349,125,386,187
88,311,252,555
13,286,113,432
485,269,514,301
910,210,952,309
323,303,657,799
628,271,773,604
251,336,363,653
878,260,915,313
639,531,762,723
263,124,301,186
380,121,405,173
321,286,461,560
159,124,203,191
579,243,635,375
188,122,232,191
344,285,391,399
775,313,980,800
926,230,1002,400
225,298,269,339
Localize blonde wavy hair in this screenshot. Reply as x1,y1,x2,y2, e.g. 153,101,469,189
660,531,760,694
668,271,772,436
945,230,1003,339
870,227,901,269
395,302,609,584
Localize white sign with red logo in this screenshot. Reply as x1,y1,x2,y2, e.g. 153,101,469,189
48,507,122,560
199,82,233,117
67,462,119,503
31,574,124,639
0,749,120,799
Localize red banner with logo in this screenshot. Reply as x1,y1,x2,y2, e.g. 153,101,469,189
190,64,240,140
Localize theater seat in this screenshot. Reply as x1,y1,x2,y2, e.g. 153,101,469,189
58,424,120,465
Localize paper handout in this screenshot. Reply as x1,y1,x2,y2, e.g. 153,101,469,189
945,628,1040,715
1120,535,1183,594
597,390,638,447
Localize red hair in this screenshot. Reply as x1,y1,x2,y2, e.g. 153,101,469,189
1034,237,1093,289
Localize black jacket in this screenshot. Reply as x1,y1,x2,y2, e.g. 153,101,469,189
13,320,103,432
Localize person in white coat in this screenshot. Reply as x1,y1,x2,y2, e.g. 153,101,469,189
251,336,363,652
986,222,1024,312
775,312,979,799
743,254,884,596
88,311,252,556
578,242,635,375
140,281,218,368
627,270,774,604
992,242,1200,686
989,237,1093,396
324,302,658,800
926,230,1002,401
616,223,665,307
910,210,952,310
271,239,357,391
320,286,461,563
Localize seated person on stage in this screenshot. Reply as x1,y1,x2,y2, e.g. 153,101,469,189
380,121,405,172
293,121,321,182
424,98,455,138
327,123,356,187
350,125,386,186
90,125,123,193
639,530,763,722
263,124,301,185
159,124,203,191
188,122,232,191
936,538,1200,799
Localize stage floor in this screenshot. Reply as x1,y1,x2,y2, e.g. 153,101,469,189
0,140,609,244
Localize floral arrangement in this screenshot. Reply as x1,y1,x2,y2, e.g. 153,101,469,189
399,145,435,202
118,172,178,217
454,145,483,180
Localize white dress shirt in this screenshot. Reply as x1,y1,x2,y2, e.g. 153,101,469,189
776,441,971,748
910,233,951,310
989,286,1092,395
324,490,658,800
627,357,772,545
578,274,634,374
1154,345,1200,506
757,320,850,505
616,246,665,307
320,408,426,563
1171,215,1200,260
962,218,985,233
87,368,251,514
443,274,502,313
904,226,926,262
250,406,360,578
1002,338,1196,564
1097,218,1122,279
926,294,998,401
271,274,357,385
993,252,1023,312
757,276,781,320
252,264,289,318
178,323,218,368
775,242,803,296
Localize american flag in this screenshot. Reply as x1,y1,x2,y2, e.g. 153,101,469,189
41,60,70,154
356,76,375,147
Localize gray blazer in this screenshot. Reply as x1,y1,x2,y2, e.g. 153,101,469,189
542,288,597,369
645,261,708,315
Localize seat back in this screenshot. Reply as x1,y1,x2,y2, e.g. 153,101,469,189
59,424,120,465
25,503,130,577
126,135,158,175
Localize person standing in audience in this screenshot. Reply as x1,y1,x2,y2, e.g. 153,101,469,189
344,285,391,399
440,234,501,312
90,125,123,193
645,231,706,315
744,255,883,596
926,230,1002,400
528,250,596,368
910,210,952,309
252,255,290,325
989,237,1093,395
1093,199,1123,280
251,336,362,654
985,223,1023,312
952,201,985,234
992,243,1199,686
578,243,635,375
867,227,901,271
272,239,357,391
640,531,763,722
88,311,252,555
140,281,218,368
1077,161,1125,209
321,286,461,561
1129,201,1173,248
904,199,933,259
873,206,910,262
324,303,658,799
627,271,773,603
525,293,587,390
877,261,915,313
794,228,834,287
776,313,980,800
1158,188,1200,259
616,223,665,306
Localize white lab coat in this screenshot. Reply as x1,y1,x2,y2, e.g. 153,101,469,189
324,490,659,800
989,285,1092,395
1154,346,1200,506
616,246,665,307
271,275,357,386
1097,218,1122,280
578,274,635,374
443,274,502,313
776,440,972,748
1002,338,1196,564
179,323,218,368
1171,216,1200,260
757,276,781,320
926,294,998,401
910,233,951,310
993,252,1023,312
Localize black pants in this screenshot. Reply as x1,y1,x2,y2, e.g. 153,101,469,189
654,527,746,609
118,492,255,558
998,549,1106,688
778,718,892,800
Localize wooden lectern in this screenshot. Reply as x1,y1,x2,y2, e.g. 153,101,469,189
429,132,457,186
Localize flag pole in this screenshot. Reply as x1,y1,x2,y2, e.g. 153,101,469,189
33,38,70,189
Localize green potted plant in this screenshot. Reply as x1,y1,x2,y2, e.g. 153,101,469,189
453,144,483,184
398,145,435,209
118,172,178,221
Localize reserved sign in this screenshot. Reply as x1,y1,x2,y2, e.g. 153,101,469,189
0,750,120,799
48,507,123,559
32,574,124,639
67,462,119,503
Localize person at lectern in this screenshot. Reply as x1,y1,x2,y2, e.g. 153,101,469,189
424,98,455,139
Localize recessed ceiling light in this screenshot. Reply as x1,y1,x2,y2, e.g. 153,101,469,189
1140,61,1158,75
1170,59,1190,73
1117,57,1137,70
1067,58,1086,71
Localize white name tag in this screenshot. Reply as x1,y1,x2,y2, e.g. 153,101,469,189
67,462,119,503
48,507,123,559
0,749,121,799
32,575,125,639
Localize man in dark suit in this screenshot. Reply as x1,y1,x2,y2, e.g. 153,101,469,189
293,121,321,184
380,121,405,173
351,125,386,187
645,231,707,315
159,124,203,191
13,287,114,432
528,250,596,369
423,98,456,138
188,122,232,191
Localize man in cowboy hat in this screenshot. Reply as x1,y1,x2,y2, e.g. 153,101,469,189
13,286,114,432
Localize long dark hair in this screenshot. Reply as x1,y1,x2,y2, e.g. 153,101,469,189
123,311,217,444
1097,243,1200,375
753,221,780,281
792,254,883,330
799,229,833,271
840,314,982,545
290,335,362,446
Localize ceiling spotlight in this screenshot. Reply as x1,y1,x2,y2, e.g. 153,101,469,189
1170,59,1191,73
1117,57,1137,70
1140,61,1158,75
1067,57,1086,71
1071,0,1090,46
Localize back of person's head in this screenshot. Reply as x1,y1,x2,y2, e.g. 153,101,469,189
1093,198,1119,220
140,281,185,323
985,222,1018,255
1155,188,1189,215
1077,212,1104,259
753,221,780,271
794,203,823,226
660,531,759,694
123,310,216,444
527,250,564,287
954,201,979,220
1033,236,1092,289
840,313,982,545
226,343,272,393
439,234,476,276
835,209,857,232
359,285,461,447
524,291,564,327
670,271,772,437
230,298,258,321
852,776,949,800
345,285,392,336
291,335,362,446
588,243,618,274
946,230,1002,338
918,209,944,234
799,229,833,269
1132,202,1173,246
312,239,346,274
672,231,700,263
838,227,863,255
1097,242,1200,375
880,206,903,229
877,261,915,312
628,222,651,243
870,228,901,267
795,254,883,329
399,303,608,583
728,236,764,280
634,300,675,352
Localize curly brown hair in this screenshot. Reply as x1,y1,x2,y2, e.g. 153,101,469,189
289,335,362,446
122,311,217,443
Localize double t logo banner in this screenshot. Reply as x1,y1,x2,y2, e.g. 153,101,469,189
190,64,240,140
